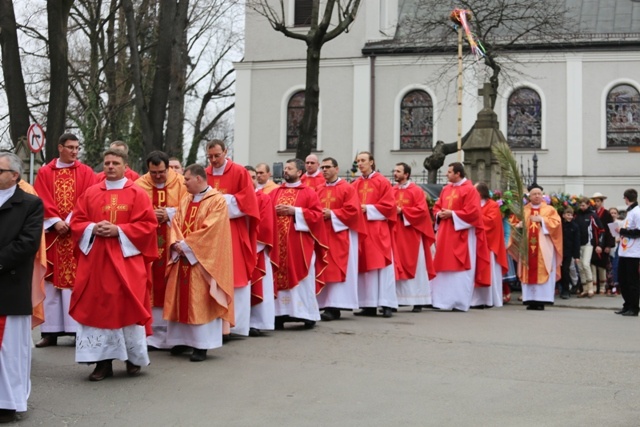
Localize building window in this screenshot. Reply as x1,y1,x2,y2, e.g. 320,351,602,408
294,0,313,27
287,90,317,150
507,88,542,149
400,90,433,149
606,84,640,147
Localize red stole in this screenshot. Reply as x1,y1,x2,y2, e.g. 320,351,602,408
526,207,542,284
151,187,169,307
274,188,298,291
178,201,201,323
0,316,5,347
251,191,278,306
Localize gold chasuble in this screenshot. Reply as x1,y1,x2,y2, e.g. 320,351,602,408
518,202,562,284
165,189,234,325
135,170,186,308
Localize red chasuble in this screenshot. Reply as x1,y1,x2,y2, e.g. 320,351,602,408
317,179,367,283
135,170,187,308
519,202,563,284
96,167,140,182
206,160,259,288
270,184,328,294
393,182,436,280
481,199,509,273
34,159,97,289
351,172,397,273
432,179,491,287
300,173,324,190
69,180,158,330
251,190,279,306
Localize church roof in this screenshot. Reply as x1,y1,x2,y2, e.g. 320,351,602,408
364,0,640,54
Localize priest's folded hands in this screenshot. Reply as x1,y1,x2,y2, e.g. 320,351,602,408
92,220,119,237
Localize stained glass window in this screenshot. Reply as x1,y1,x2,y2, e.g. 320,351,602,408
606,84,640,147
507,88,542,149
287,91,317,150
400,90,433,149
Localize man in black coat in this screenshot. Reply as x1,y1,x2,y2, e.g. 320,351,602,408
0,152,44,423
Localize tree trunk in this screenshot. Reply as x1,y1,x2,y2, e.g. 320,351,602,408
0,0,30,151
164,0,189,158
296,41,321,161
46,0,74,162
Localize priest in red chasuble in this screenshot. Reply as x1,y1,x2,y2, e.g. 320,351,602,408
300,154,324,190
70,148,158,381
316,157,366,321
392,163,436,312
164,164,233,362
271,158,328,329
33,133,97,348
246,166,278,336
512,184,562,310
205,140,259,337
351,151,398,318
430,162,491,312
472,182,509,308
135,151,187,349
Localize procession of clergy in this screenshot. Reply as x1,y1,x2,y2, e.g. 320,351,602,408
0,132,567,422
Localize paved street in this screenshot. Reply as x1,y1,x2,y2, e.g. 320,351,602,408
15,294,640,426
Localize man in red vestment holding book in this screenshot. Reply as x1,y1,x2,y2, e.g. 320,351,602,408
472,182,508,308
300,154,324,190
205,140,259,336
392,163,436,312
33,133,96,347
164,164,233,361
351,151,398,318
271,158,328,329
316,157,366,321
135,151,186,349
430,162,491,312
70,148,158,381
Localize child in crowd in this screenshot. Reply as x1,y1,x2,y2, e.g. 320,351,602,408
560,207,580,299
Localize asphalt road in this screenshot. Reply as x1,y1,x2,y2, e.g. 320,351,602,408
15,297,640,426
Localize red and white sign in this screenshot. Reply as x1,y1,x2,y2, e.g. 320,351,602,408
27,123,45,153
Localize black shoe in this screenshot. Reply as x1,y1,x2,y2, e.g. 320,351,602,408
303,320,316,329
321,309,341,321
354,308,377,317
381,307,393,318
170,345,191,355
560,293,570,300
411,306,422,313
526,304,545,311
35,335,58,348
190,349,207,362
125,360,141,376
621,311,639,317
89,360,113,382
0,409,16,423
615,308,628,315
249,327,262,337
275,316,287,330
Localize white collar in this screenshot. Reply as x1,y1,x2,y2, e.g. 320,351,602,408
285,181,302,188
452,178,467,187
306,170,321,178
361,170,377,179
193,186,211,202
56,159,74,168
212,160,228,176
105,177,127,190
325,177,341,187
0,184,17,207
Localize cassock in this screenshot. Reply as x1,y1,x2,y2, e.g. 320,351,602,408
34,159,96,336
70,178,158,367
135,169,187,349
96,166,140,182
393,181,436,306
270,182,328,321
316,178,366,310
430,178,491,311
0,185,43,413
517,201,562,305
471,199,509,308
351,172,398,309
250,189,278,330
164,187,234,350
300,171,324,190
206,159,259,336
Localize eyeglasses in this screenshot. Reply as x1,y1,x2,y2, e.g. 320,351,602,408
149,170,167,175
62,145,81,151
0,168,15,174
319,166,333,170
207,153,225,159
305,162,317,164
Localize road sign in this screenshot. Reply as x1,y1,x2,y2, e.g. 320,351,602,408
27,123,45,153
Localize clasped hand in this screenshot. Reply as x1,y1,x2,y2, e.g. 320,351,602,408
92,220,118,237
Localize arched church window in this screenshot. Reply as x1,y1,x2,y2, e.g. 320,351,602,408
287,91,317,150
400,90,433,149
507,88,542,149
606,84,640,147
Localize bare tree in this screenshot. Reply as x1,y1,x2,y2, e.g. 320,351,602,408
248,0,361,160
